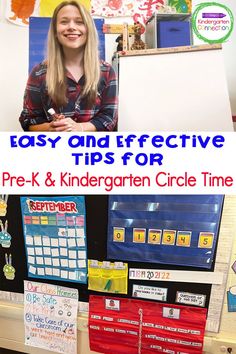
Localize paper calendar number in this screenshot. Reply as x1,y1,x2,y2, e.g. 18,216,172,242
148,229,162,244
162,230,176,245
176,231,191,247
113,228,125,242
133,228,146,243
198,232,214,248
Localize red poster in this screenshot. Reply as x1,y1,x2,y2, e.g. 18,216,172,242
89,295,207,354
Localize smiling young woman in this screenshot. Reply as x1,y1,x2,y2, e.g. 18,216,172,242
19,1,118,132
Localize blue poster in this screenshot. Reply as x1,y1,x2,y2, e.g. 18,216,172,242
21,196,87,283
107,195,224,269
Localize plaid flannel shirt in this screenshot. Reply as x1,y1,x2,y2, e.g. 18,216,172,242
19,61,118,131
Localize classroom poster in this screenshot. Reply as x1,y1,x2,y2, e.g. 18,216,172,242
39,0,91,16
91,0,135,17
24,280,78,353
91,0,164,23
89,295,207,354
20,196,87,284
107,195,224,268
6,0,39,26
168,0,191,13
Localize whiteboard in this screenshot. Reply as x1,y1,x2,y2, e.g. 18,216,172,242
118,46,233,131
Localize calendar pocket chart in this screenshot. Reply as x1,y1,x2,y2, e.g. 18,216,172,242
107,195,224,268
20,196,87,283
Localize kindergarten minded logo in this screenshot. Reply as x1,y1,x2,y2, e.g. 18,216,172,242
192,2,234,43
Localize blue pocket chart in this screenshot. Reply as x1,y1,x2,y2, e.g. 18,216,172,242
107,195,224,268
20,196,87,283
29,17,105,72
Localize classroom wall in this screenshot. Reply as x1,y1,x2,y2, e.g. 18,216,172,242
0,0,235,131
0,195,236,354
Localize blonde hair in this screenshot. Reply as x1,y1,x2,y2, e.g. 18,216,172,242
46,1,100,107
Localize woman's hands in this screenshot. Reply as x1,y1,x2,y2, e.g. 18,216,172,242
29,117,96,132
49,117,83,132
49,118,97,132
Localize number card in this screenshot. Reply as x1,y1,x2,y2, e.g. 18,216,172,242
20,196,87,284
176,231,192,247
148,229,162,244
107,195,224,268
113,227,125,242
133,228,146,243
162,230,176,245
198,232,214,248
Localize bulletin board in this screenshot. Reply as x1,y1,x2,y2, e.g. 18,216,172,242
29,17,105,73
0,194,223,313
